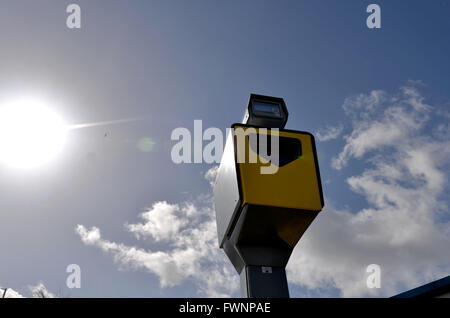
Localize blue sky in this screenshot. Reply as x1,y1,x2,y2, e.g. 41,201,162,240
0,0,449,297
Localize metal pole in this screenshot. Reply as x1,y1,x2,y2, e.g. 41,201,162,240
240,265,290,298
2,288,7,298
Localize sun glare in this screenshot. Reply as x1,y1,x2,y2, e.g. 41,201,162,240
0,99,67,169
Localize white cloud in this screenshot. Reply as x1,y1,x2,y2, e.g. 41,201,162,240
342,89,386,117
29,283,56,298
76,167,239,297
204,165,219,187
1,283,55,298
126,201,190,242
0,287,23,298
316,124,344,142
332,84,431,170
288,83,450,297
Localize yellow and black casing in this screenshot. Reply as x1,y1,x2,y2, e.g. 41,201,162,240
214,124,324,270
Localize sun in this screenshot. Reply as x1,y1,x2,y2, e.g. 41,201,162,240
0,99,67,169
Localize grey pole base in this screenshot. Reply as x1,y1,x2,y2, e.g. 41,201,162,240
240,266,290,298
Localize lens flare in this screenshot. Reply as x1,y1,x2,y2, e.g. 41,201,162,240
137,137,156,152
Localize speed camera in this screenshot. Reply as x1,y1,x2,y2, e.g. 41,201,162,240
242,94,288,129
